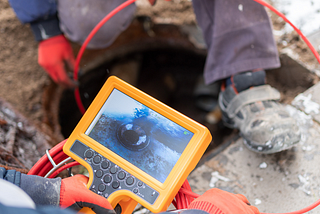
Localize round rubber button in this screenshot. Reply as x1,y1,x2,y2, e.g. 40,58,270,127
112,181,120,189
93,155,101,164
138,181,143,187
95,169,103,178
126,176,134,185
98,183,106,192
110,166,118,174
133,188,138,194
103,175,112,183
118,171,126,180
101,160,109,169
85,150,93,158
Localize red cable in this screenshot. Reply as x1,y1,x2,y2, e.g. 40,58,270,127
37,152,69,177
72,0,320,115
183,180,195,204
29,140,320,213
253,0,320,65
172,199,177,209
29,0,320,212
255,2,320,212
28,139,67,175
73,0,136,115
181,191,187,209
48,161,80,179
179,187,200,199
175,191,182,209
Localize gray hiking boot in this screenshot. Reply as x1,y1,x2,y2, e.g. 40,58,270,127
219,70,301,154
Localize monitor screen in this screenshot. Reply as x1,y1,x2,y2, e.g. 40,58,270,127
85,89,194,183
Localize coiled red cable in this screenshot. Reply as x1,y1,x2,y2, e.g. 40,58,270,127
28,139,197,209
29,0,320,213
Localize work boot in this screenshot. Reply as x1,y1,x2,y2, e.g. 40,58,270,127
219,70,301,154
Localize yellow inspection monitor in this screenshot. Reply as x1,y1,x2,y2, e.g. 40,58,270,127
63,76,212,213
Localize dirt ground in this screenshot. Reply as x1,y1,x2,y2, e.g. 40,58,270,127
0,0,199,170
0,0,319,170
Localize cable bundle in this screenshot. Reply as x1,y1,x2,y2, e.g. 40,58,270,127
29,0,320,212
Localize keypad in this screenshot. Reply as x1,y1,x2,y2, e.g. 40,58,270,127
70,140,159,205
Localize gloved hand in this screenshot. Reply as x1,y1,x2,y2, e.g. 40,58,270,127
60,174,115,214
38,34,77,88
188,188,260,214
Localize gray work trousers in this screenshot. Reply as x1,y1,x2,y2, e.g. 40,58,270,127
192,0,280,84
57,0,136,49
57,0,280,85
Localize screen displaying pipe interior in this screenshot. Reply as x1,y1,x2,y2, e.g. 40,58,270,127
85,89,194,183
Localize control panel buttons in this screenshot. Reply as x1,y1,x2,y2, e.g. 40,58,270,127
98,183,106,192
126,176,134,185
118,171,126,180
70,140,160,205
85,150,93,158
112,181,120,189
93,155,101,164
95,169,103,178
101,160,109,169
110,166,118,174
103,175,112,184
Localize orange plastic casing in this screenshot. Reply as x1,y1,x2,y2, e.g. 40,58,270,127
63,76,212,213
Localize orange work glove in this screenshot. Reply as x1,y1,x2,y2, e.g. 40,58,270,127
38,34,77,88
188,188,260,214
60,175,115,214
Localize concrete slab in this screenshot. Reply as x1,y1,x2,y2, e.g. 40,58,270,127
292,82,320,124
188,106,320,213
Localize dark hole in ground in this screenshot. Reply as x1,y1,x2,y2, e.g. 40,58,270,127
59,47,233,153
58,44,317,155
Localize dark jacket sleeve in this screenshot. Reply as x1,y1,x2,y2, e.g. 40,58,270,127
0,167,21,186
0,167,61,206
0,203,76,214
8,0,62,41
0,168,207,214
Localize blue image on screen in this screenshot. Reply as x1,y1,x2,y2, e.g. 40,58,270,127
85,89,194,183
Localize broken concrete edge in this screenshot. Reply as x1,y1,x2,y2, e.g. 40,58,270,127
282,43,320,124
280,46,320,77
292,82,320,125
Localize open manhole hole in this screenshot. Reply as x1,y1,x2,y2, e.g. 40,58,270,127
58,46,233,152
45,19,318,154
